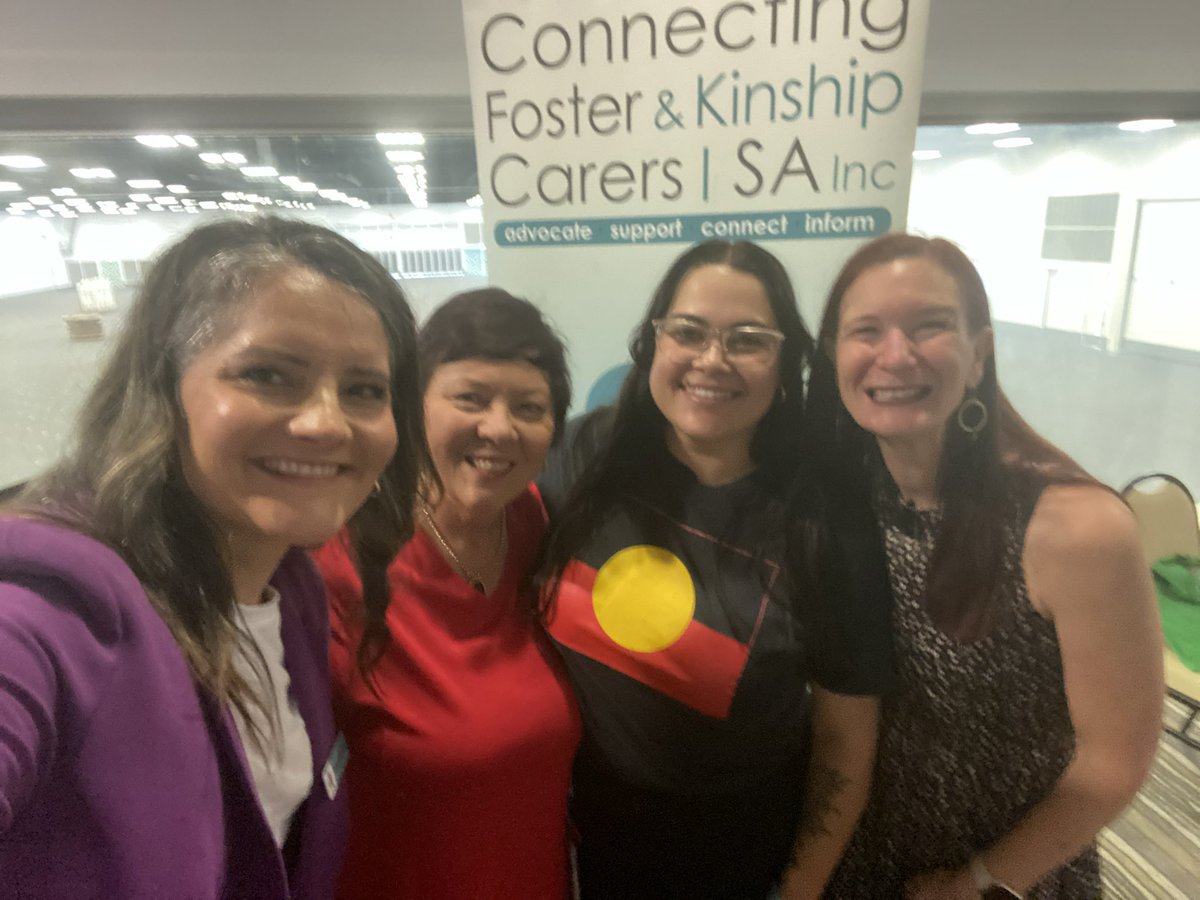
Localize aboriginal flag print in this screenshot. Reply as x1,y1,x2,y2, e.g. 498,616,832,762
547,504,779,720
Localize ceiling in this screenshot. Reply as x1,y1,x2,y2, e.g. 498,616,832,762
0,132,481,218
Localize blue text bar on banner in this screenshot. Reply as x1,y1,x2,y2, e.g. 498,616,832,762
494,207,891,248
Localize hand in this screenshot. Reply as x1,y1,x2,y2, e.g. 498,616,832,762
903,867,979,900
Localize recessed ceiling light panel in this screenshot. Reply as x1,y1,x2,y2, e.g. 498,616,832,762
1118,119,1176,132
0,155,46,169
965,123,1020,136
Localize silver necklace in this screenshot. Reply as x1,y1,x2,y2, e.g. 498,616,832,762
419,500,506,593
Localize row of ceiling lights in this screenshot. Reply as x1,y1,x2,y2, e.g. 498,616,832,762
0,130,440,217
912,118,1179,161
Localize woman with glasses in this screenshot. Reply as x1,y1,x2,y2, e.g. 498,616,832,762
536,240,896,899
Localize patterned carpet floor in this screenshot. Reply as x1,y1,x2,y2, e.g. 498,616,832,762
1099,696,1200,898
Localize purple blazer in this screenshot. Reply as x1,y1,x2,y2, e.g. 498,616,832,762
0,519,347,899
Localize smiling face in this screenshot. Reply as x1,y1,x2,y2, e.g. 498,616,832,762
835,256,992,462
178,266,398,561
648,263,781,474
423,358,555,521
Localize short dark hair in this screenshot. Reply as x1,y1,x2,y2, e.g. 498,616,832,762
418,287,571,438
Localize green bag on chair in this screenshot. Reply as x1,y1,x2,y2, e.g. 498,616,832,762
1153,554,1200,672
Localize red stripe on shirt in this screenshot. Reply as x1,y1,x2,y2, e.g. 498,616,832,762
547,560,750,720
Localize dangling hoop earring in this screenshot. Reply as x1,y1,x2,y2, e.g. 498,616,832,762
776,385,787,404
956,390,988,440
372,480,383,496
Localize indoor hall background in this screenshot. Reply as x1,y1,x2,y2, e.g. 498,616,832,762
2,1,1200,896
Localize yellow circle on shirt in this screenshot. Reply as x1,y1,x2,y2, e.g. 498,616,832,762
592,545,695,653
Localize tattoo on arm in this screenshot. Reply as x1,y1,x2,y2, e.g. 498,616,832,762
796,764,850,844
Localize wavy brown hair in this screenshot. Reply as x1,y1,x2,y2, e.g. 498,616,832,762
13,216,425,728
810,233,1094,640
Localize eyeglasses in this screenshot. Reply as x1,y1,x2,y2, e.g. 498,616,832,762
652,316,785,363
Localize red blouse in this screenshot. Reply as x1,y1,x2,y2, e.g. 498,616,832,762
313,489,580,900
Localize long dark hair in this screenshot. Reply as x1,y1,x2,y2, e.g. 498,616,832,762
538,240,814,610
811,233,1093,640
12,216,425,723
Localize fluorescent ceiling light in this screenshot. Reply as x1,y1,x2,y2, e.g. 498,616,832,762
199,152,224,165
965,122,1020,135
120,208,136,215
37,209,54,218
240,166,278,177
222,191,243,201
129,193,153,203
174,135,198,148
136,134,179,149
70,167,115,179
376,132,425,146
912,150,943,161
1118,118,1176,132
288,182,318,192
167,184,189,194
199,201,219,210
0,155,46,169
29,196,53,206
155,196,180,204
50,204,70,213
993,137,1033,148
10,201,34,211
466,195,484,208
127,179,163,189
317,189,345,200
51,187,77,196
64,198,91,207
0,181,19,192
386,150,425,163
222,152,248,165
60,210,78,218
147,204,164,211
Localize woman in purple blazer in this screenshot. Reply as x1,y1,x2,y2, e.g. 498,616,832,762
0,217,426,899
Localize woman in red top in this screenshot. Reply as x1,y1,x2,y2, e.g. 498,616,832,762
312,288,580,900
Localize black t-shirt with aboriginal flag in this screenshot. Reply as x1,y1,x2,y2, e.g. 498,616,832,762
538,409,895,899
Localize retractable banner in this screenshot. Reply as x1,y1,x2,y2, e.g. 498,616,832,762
460,0,931,403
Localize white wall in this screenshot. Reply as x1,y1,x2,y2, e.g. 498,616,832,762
909,122,1200,350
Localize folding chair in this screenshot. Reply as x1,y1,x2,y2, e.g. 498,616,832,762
1121,473,1200,751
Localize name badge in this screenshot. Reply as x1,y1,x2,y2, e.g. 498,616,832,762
322,733,349,800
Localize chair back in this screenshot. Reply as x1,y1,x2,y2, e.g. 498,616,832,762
1120,473,1200,567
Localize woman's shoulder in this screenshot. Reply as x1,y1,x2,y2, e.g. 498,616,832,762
1026,482,1139,557
1023,483,1145,616
0,516,143,629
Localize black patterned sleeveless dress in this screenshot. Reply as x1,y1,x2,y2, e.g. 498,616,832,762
824,474,1101,899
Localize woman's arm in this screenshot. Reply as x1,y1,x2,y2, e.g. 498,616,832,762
779,687,880,900
907,484,1164,899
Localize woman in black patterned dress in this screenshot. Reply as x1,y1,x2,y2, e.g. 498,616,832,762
809,234,1163,899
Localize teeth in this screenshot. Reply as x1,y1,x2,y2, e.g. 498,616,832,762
468,457,512,473
261,458,341,478
870,387,925,403
684,385,734,400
